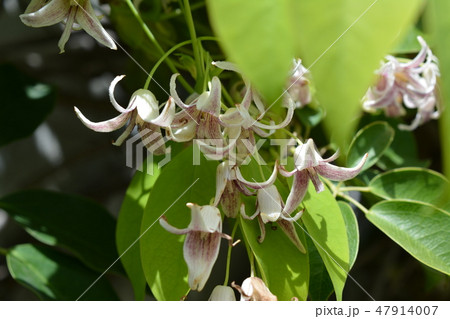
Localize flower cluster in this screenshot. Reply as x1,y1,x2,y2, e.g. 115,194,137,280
363,36,440,131
75,60,366,295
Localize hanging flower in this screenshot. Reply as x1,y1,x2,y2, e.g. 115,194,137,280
74,75,174,155
240,185,305,253
214,161,278,218
363,36,440,130
285,59,312,108
279,139,368,216
159,203,231,291
208,285,236,301
232,277,277,301
20,0,117,53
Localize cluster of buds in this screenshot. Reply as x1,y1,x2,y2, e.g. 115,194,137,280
74,61,366,295
363,36,440,131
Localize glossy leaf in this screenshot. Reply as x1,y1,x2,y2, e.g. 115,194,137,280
140,146,218,300
207,0,294,104
0,64,55,147
116,163,160,301
306,235,333,301
347,121,394,171
367,200,450,275
369,168,449,206
426,0,450,179
338,201,359,269
292,0,423,149
6,244,118,300
0,190,118,273
302,184,350,301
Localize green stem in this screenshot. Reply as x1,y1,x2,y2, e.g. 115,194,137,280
338,186,371,193
183,0,204,90
159,2,206,20
338,193,370,214
125,0,191,91
223,219,240,286
143,36,218,91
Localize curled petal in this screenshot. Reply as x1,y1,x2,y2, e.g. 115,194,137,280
214,162,230,206
170,74,193,109
234,163,278,190
74,106,131,132
283,170,309,216
253,99,294,130
196,138,237,161
257,215,266,244
58,7,76,53
197,77,222,116
149,97,175,127
133,89,160,122
239,203,259,220
159,216,190,235
109,75,130,113
75,0,117,50
278,164,297,178
316,153,368,181
277,219,306,253
212,61,241,73
20,0,69,27
307,168,324,193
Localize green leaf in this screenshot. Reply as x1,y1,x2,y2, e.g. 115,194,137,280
392,26,425,54
369,168,449,207
338,201,359,269
367,200,450,275
302,184,350,301
426,0,450,180
140,146,218,300
207,0,294,103
0,64,55,147
239,196,309,301
347,121,395,171
295,106,324,128
116,163,160,301
306,235,333,301
293,0,423,149
0,190,118,273
6,244,118,300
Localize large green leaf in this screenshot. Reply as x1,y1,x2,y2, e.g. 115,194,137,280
338,201,359,269
207,0,294,104
239,195,309,300
140,147,218,300
302,184,350,300
306,235,333,301
369,168,449,206
0,64,55,147
367,200,450,275
0,190,118,273
426,0,450,180
293,0,423,149
116,163,160,301
6,244,118,300
347,121,394,171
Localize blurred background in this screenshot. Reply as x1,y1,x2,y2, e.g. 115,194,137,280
0,0,448,301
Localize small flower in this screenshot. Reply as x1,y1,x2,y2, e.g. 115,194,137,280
208,285,236,301
214,161,278,218
159,203,231,291
20,0,117,53
279,139,368,215
232,277,277,301
363,36,440,130
74,75,174,155
240,185,305,253
285,59,312,108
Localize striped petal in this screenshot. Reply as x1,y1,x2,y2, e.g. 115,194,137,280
73,106,131,132
316,153,368,181
20,0,69,27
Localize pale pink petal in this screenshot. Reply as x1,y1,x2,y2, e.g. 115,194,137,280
316,153,368,181
109,75,130,113
283,170,309,216
149,97,175,127
159,216,190,235
170,73,194,109
234,163,278,190
74,106,131,132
